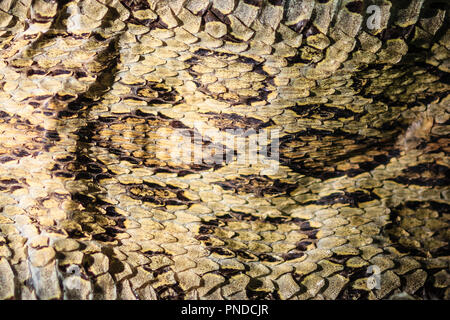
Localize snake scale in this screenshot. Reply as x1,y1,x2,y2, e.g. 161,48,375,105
0,0,449,300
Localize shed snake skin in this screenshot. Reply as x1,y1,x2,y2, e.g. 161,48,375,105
0,0,449,300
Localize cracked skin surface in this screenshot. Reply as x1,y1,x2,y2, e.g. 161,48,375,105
0,0,449,300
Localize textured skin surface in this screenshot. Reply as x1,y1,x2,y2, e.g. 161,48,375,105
0,0,449,300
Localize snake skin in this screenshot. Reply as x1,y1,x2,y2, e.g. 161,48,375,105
0,0,449,300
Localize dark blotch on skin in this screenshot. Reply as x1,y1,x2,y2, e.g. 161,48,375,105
346,1,364,13
209,247,234,257
0,111,9,118
393,163,450,187
0,178,19,185
49,69,72,76
282,251,304,261
268,0,283,6
288,19,309,33
305,25,320,37
0,156,16,163
243,0,263,6
382,26,415,41
215,175,297,197
27,69,47,76
45,130,61,141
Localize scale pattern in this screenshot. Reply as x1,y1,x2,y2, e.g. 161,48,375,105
0,0,449,300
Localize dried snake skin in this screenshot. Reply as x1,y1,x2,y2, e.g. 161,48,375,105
0,0,449,300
